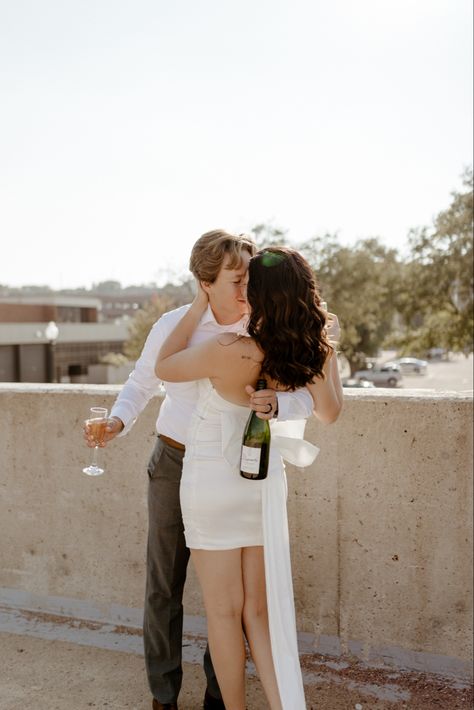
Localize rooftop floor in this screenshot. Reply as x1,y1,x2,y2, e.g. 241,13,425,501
1,606,472,710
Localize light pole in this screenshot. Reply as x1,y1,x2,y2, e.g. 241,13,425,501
45,321,59,383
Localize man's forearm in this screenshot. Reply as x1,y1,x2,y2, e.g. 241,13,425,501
110,317,167,434
109,373,158,435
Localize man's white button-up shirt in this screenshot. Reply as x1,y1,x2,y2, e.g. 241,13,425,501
111,304,314,444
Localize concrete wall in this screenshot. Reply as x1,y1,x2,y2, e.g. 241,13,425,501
0,385,472,677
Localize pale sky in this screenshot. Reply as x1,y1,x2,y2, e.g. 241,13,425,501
1,0,472,289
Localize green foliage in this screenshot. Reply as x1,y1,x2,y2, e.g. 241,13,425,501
93,280,123,292
392,168,473,355
99,352,130,366
300,235,403,373
249,168,473,370
250,224,289,248
250,224,405,374
124,294,175,361
159,279,195,307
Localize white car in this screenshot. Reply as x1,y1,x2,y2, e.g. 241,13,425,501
389,357,428,375
354,364,402,387
342,378,376,389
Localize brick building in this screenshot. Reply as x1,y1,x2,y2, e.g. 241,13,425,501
0,297,128,383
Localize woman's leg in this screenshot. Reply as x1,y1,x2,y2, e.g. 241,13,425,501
191,548,246,710
242,546,282,710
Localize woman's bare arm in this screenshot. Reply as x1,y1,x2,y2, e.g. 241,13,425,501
306,312,343,424
155,291,221,382
155,290,257,388
306,349,343,424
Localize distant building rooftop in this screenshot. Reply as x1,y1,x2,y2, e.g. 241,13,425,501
0,295,101,308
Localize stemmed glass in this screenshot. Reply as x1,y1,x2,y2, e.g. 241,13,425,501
83,407,108,476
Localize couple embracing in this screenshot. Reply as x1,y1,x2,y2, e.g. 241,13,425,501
86,230,342,709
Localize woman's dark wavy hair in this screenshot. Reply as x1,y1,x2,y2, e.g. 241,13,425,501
247,247,331,390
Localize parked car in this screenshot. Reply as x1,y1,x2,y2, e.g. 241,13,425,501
426,347,449,361
388,357,428,375
354,363,402,387
342,378,376,388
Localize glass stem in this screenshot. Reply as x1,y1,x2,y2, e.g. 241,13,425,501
91,445,100,468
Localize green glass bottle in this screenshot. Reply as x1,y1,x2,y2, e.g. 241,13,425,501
240,378,271,480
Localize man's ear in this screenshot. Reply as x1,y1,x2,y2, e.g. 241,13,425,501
200,280,212,295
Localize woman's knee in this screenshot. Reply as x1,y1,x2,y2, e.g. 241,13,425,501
242,597,268,628
203,587,244,619
206,593,244,623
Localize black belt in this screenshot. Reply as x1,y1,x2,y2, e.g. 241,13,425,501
158,434,185,452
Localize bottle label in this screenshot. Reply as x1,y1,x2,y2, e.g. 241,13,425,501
240,445,261,474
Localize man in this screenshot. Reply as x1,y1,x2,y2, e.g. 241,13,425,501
85,230,314,710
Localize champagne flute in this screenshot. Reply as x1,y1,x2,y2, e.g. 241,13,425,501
83,407,108,476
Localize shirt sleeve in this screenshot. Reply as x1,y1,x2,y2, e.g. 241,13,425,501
110,316,168,436
275,388,314,421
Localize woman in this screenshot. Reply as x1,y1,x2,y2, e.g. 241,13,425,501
155,247,342,709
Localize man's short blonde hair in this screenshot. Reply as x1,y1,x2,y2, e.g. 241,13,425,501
189,230,257,283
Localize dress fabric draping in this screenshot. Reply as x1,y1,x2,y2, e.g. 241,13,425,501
181,380,319,709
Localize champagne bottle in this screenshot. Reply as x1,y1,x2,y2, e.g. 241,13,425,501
240,378,271,480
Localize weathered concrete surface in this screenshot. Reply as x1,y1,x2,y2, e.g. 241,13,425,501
1,608,472,710
0,384,472,683
291,390,473,669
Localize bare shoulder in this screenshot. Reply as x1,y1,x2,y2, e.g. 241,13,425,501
216,333,262,361
215,332,243,347
210,333,263,393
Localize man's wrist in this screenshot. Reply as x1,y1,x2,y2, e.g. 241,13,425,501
110,416,124,432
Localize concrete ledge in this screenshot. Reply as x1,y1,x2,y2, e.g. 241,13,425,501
1,385,472,683
1,381,471,399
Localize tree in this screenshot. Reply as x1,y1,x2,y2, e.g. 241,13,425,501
122,277,196,361
250,223,289,248
391,169,473,355
247,225,404,373
93,280,123,293
124,293,175,361
300,234,403,373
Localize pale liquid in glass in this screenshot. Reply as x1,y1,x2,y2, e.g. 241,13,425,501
83,408,108,476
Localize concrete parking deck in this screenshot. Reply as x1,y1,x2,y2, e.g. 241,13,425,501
1,606,472,710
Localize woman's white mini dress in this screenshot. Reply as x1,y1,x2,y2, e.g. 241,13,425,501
181,380,319,709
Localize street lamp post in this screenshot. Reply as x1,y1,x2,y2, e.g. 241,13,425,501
45,321,59,383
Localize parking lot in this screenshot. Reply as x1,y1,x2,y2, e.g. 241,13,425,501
377,352,473,392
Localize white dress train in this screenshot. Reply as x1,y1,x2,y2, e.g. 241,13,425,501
181,380,319,709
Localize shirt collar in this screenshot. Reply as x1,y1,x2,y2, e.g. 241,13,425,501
200,304,249,335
